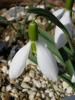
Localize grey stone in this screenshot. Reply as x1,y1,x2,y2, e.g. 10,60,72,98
63,96,75,100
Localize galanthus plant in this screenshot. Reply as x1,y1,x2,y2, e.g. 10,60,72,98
54,0,75,49
8,0,75,92
26,0,75,91
54,10,74,48
54,0,75,83
9,21,58,81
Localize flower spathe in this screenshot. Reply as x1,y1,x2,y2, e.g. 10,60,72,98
54,10,75,48
9,41,58,81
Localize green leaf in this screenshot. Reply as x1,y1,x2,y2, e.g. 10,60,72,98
65,59,74,76
63,46,73,56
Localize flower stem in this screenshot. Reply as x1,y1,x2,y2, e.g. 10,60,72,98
65,0,74,16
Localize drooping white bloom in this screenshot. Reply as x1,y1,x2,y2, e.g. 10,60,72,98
71,73,75,83
9,41,31,79
54,10,74,48
52,8,64,19
37,42,58,81
9,41,58,81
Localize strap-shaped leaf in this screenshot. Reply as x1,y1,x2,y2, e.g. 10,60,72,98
65,59,74,76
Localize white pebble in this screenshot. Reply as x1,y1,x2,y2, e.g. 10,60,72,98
23,76,31,82
63,81,69,90
11,88,17,93
29,92,35,100
5,36,10,42
33,79,41,88
21,83,30,89
41,93,45,98
49,92,54,97
29,70,35,78
66,87,72,94
1,66,8,74
6,85,12,91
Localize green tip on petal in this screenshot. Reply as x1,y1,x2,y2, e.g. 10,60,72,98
31,41,36,55
28,21,38,41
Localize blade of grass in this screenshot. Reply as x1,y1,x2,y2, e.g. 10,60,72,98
65,59,74,76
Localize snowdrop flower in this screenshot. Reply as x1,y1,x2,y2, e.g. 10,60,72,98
9,21,58,81
54,10,75,48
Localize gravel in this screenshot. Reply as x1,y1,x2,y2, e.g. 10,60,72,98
0,61,75,100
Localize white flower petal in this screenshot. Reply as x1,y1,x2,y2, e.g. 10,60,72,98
55,26,67,48
38,35,47,47
53,8,64,19
54,10,73,48
9,41,31,79
71,73,75,83
37,42,58,81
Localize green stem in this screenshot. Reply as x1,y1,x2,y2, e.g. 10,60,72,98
65,0,74,16
66,0,74,10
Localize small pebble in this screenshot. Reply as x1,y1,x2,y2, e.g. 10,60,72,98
29,92,35,100
66,87,73,94
1,66,8,74
5,36,10,42
23,76,31,82
21,83,30,89
33,79,41,88
6,85,12,91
